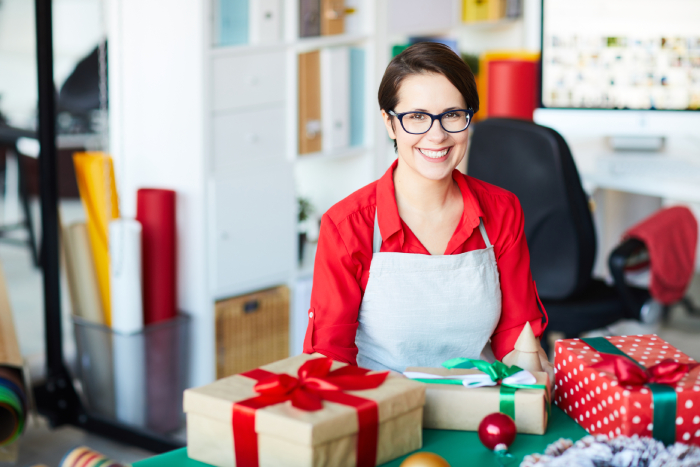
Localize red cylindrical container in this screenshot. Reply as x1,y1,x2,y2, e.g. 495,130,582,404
136,189,177,325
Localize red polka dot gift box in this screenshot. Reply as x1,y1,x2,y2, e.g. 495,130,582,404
553,335,700,445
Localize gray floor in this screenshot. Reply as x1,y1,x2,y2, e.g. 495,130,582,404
2,198,700,466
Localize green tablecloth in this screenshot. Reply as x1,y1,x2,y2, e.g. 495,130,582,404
134,407,586,467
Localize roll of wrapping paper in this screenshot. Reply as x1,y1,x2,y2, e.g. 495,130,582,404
73,152,120,326
109,219,146,427
59,446,129,467
136,189,176,325
0,367,25,447
63,222,104,324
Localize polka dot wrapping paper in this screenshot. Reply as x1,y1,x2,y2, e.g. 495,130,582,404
553,335,700,445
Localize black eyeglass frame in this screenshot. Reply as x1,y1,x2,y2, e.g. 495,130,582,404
388,108,475,135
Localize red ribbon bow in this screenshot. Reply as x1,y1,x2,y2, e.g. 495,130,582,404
591,355,700,385
233,357,389,467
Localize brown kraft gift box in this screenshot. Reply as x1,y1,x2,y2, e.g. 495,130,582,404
405,366,550,434
184,353,426,467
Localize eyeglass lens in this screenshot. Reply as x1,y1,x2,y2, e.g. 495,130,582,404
401,111,471,134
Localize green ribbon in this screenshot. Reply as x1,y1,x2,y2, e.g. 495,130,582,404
413,358,548,421
582,337,677,445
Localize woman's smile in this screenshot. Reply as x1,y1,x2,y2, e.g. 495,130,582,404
417,146,451,162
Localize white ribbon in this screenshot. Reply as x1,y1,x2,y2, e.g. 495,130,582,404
403,369,537,388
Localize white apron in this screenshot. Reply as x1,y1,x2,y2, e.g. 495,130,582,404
355,209,502,372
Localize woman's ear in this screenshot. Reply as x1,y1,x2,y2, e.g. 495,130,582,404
381,110,397,140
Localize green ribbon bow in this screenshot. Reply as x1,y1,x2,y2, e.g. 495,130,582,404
582,337,681,445
408,358,548,420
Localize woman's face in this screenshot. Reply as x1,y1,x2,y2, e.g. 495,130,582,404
382,72,469,182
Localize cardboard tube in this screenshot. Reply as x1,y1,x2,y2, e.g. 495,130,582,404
63,223,104,324
73,152,120,326
136,189,176,325
109,219,146,427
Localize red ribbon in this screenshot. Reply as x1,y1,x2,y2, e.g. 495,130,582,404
232,357,389,467
591,355,700,386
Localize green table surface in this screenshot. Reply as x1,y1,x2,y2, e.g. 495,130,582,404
134,407,586,467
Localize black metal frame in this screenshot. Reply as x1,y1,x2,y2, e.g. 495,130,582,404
31,0,183,453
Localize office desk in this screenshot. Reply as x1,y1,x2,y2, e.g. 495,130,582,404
134,406,587,467
580,156,700,204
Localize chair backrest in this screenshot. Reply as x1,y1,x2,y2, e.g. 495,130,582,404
467,118,596,300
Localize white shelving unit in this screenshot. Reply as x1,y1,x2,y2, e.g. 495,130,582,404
107,0,537,387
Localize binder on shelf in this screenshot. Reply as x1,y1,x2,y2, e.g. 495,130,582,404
320,0,345,36
463,0,492,22
216,0,249,46
409,37,459,54
349,47,365,147
321,47,350,153
299,0,321,38
249,0,282,44
298,51,323,155
505,0,522,18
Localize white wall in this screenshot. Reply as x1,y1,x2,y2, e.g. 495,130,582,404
0,0,103,126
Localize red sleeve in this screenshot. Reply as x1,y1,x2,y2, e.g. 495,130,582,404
490,194,548,361
303,213,363,364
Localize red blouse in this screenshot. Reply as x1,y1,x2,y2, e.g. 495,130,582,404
303,160,548,365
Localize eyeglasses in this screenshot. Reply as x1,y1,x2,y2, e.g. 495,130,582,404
388,108,474,135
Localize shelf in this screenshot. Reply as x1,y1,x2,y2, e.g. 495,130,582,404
210,34,371,57
295,145,369,162
458,18,520,31
210,42,287,58
293,34,371,53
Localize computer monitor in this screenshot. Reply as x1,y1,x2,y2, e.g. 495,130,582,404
534,0,700,143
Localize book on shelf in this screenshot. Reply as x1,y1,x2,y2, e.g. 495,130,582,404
216,0,249,46
321,0,345,35
321,47,351,153
249,0,282,44
299,0,321,38
409,37,459,54
349,47,365,147
462,0,522,23
298,51,323,154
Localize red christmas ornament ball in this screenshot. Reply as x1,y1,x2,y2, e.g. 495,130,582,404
478,412,516,450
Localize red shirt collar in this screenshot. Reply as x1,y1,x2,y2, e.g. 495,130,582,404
375,159,484,253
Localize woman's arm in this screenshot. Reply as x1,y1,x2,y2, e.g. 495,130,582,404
489,193,548,362
303,214,363,364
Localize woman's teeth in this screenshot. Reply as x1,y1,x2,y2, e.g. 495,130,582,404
419,148,449,158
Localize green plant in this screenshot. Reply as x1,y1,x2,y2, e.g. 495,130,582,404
298,197,314,223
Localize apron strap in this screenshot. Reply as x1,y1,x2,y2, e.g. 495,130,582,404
373,208,382,254
478,218,492,248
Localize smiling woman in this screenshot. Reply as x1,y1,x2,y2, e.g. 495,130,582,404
303,42,552,378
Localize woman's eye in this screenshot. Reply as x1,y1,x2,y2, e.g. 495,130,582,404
407,113,425,120
444,112,459,119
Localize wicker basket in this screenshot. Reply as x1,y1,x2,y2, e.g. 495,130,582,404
215,286,290,379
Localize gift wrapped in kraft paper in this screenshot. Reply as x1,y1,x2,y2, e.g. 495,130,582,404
554,334,700,445
184,353,426,467
405,358,550,435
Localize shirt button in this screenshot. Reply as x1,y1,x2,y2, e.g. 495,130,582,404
309,312,314,318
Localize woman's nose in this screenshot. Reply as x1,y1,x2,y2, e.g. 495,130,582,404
425,118,448,142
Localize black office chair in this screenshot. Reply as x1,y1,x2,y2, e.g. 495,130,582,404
467,118,652,353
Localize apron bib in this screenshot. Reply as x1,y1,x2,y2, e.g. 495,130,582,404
356,209,502,372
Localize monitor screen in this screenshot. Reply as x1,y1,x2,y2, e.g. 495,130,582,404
541,0,700,111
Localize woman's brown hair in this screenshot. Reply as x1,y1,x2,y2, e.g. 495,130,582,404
378,42,479,149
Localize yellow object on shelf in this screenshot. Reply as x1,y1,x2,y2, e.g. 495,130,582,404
463,0,501,22
73,152,120,327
